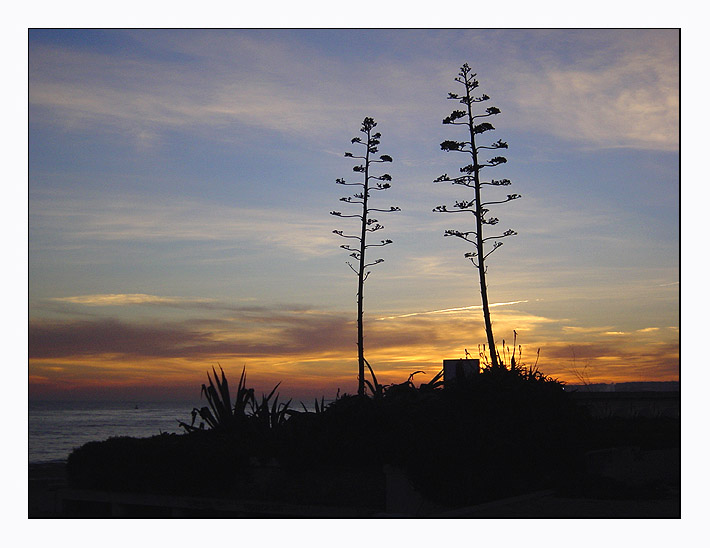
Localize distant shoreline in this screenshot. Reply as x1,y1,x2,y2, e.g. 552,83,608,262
563,381,679,392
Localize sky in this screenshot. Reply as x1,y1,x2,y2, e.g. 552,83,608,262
27,28,680,403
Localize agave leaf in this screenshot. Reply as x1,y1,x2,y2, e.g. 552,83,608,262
278,399,292,425
201,382,219,423
268,394,280,427
188,407,198,427
197,406,218,429
177,420,197,433
210,366,230,422
217,365,232,418
264,382,282,404
242,388,259,416
205,371,221,420
364,358,379,388
252,393,267,421
407,370,426,385
234,366,252,416
205,376,225,423
427,369,445,387
177,410,201,432
234,387,248,415
239,365,247,392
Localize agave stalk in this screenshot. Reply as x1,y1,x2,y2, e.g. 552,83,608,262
434,64,520,369
332,117,399,395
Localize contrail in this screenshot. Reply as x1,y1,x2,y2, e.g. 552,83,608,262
377,300,529,320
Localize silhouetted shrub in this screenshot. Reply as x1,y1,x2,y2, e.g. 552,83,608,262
578,415,680,451
66,366,678,508
271,367,589,506
67,430,250,496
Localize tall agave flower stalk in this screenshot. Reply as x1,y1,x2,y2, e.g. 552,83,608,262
331,117,399,395
434,64,520,369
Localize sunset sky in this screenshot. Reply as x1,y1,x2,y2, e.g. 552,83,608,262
28,28,680,402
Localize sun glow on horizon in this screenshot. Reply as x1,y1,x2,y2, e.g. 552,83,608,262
29,300,679,402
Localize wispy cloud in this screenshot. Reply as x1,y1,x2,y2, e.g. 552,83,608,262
29,308,356,362
563,325,667,337
28,303,559,363
499,33,678,151
28,34,398,143
29,30,678,151
562,326,615,335
42,293,315,319
30,191,337,259
51,293,216,307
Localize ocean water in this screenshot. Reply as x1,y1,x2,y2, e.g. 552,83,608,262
29,400,197,463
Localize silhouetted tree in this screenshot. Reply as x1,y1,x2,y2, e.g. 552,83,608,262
331,117,400,396
433,64,520,369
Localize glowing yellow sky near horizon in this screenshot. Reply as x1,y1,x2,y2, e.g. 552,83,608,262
29,301,678,401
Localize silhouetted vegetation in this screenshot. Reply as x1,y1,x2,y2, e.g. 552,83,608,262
61,68,678,516
67,429,252,497
331,117,400,396
434,64,521,369
178,365,291,436
66,357,678,513
280,363,584,507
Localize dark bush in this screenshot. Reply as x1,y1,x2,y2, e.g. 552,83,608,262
66,366,678,508
67,430,250,496
273,367,588,506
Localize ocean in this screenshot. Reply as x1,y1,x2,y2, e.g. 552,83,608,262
29,400,198,464
28,399,322,464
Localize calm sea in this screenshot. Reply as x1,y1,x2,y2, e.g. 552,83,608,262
28,400,197,463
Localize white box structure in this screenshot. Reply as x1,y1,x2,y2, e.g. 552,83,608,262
443,359,480,386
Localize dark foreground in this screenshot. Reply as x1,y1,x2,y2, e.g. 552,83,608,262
30,449,679,518
29,370,680,518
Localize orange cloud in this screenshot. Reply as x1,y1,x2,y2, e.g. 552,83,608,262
29,305,678,401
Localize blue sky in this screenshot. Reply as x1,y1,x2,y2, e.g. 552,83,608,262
27,28,679,401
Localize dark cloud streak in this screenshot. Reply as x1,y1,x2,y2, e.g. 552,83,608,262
28,313,356,360
28,311,468,361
